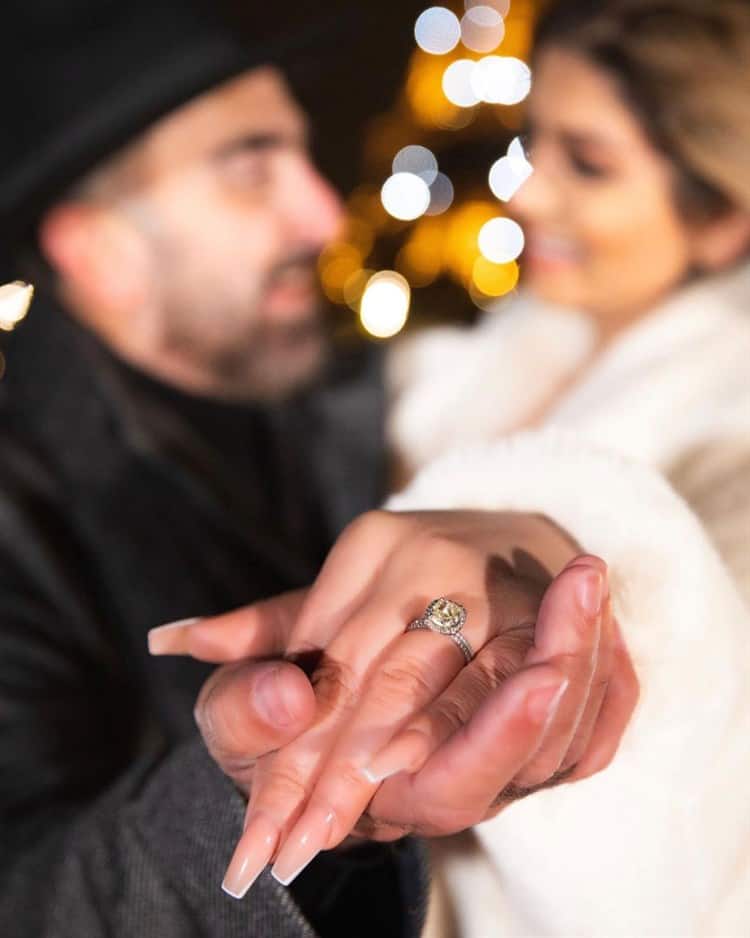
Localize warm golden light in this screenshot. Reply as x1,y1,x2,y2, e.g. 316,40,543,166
472,256,519,296
359,271,411,339
0,281,34,332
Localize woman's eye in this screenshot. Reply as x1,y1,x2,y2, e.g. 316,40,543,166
569,152,610,179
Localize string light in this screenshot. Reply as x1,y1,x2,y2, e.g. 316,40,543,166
359,271,411,338
392,145,439,185
414,7,461,55
471,55,532,105
489,135,533,201
478,216,525,263
381,172,432,221
460,6,506,54
442,59,480,108
0,281,34,332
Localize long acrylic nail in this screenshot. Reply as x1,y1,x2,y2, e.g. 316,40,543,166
222,813,279,900
271,805,336,886
362,734,423,783
147,618,202,654
526,678,569,733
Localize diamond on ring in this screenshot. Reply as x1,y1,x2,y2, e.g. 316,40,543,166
424,597,467,635
406,597,473,663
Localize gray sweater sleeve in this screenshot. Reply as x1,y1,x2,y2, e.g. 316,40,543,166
1,736,318,938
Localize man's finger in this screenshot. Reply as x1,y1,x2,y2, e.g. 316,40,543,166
367,664,569,836
194,659,316,792
566,625,640,781
147,589,308,662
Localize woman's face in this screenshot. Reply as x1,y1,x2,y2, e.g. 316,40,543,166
510,47,700,331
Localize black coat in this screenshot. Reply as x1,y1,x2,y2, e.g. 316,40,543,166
0,296,428,937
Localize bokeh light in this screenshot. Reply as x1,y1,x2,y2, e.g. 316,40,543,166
381,172,432,221
359,271,411,338
478,217,525,263
471,55,532,105
472,256,520,296
426,172,455,215
415,7,461,55
318,242,365,304
392,144,439,185
465,0,511,15
460,6,506,54
442,59,480,108
489,136,534,201
0,281,34,332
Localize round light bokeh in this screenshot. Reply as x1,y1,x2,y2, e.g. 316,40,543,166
460,6,505,54
478,217,525,263
0,281,34,332
381,172,432,221
465,0,510,15
426,172,455,215
415,7,461,55
360,271,411,339
392,145,439,186
442,59,480,108
471,56,532,105
489,138,533,201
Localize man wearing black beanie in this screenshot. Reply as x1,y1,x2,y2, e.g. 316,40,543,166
0,2,429,936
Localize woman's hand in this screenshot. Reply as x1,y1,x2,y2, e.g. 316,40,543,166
149,509,638,898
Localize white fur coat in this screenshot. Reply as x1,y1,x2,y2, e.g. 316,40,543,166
386,264,750,938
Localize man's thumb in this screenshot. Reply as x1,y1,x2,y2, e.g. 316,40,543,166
195,659,316,782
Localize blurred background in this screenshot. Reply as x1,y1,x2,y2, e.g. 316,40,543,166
221,0,538,344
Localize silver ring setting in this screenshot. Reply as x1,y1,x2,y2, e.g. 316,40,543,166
406,597,473,664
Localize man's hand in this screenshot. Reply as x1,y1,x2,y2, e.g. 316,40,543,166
149,510,639,899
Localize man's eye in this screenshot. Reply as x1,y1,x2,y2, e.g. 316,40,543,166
221,153,269,187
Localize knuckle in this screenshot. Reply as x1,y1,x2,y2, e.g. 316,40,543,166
311,656,360,717
258,764,312,807
375,659,435,710
343,509,398,544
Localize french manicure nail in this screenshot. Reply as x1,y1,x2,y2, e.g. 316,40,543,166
362,739,417,783
271,805,336,886
577,570,604,617
147,618,202,654
222,813,279,900
526,678,569,729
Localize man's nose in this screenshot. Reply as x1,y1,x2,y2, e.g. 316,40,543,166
282,157,346,249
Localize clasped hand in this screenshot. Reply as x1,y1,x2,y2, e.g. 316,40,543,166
149,509,638,898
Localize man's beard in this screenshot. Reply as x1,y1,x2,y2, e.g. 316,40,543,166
160,253,331,402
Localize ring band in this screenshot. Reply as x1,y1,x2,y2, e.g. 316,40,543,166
406,597,474,664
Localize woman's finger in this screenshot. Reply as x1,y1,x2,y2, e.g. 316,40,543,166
147,588,308,662
512,555,606,788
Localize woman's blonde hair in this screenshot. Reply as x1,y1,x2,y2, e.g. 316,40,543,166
535,0,750,219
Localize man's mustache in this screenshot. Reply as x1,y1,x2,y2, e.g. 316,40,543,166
265,251,321,288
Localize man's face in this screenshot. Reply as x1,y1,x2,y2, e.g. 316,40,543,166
114,68,344,400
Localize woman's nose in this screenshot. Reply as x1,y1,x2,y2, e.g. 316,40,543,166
509,160,562,225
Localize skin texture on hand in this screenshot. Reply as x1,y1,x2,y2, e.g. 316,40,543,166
148,509,639,898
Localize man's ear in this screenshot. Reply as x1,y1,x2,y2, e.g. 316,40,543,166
690,209,750,272
38,201,151,313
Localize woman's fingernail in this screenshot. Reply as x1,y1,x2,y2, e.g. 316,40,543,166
577,569,604,617
362,735,421,783
254,666,303,728
147,618,202,654
526,678,569,729
271,805,335,886
222,813,279,900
